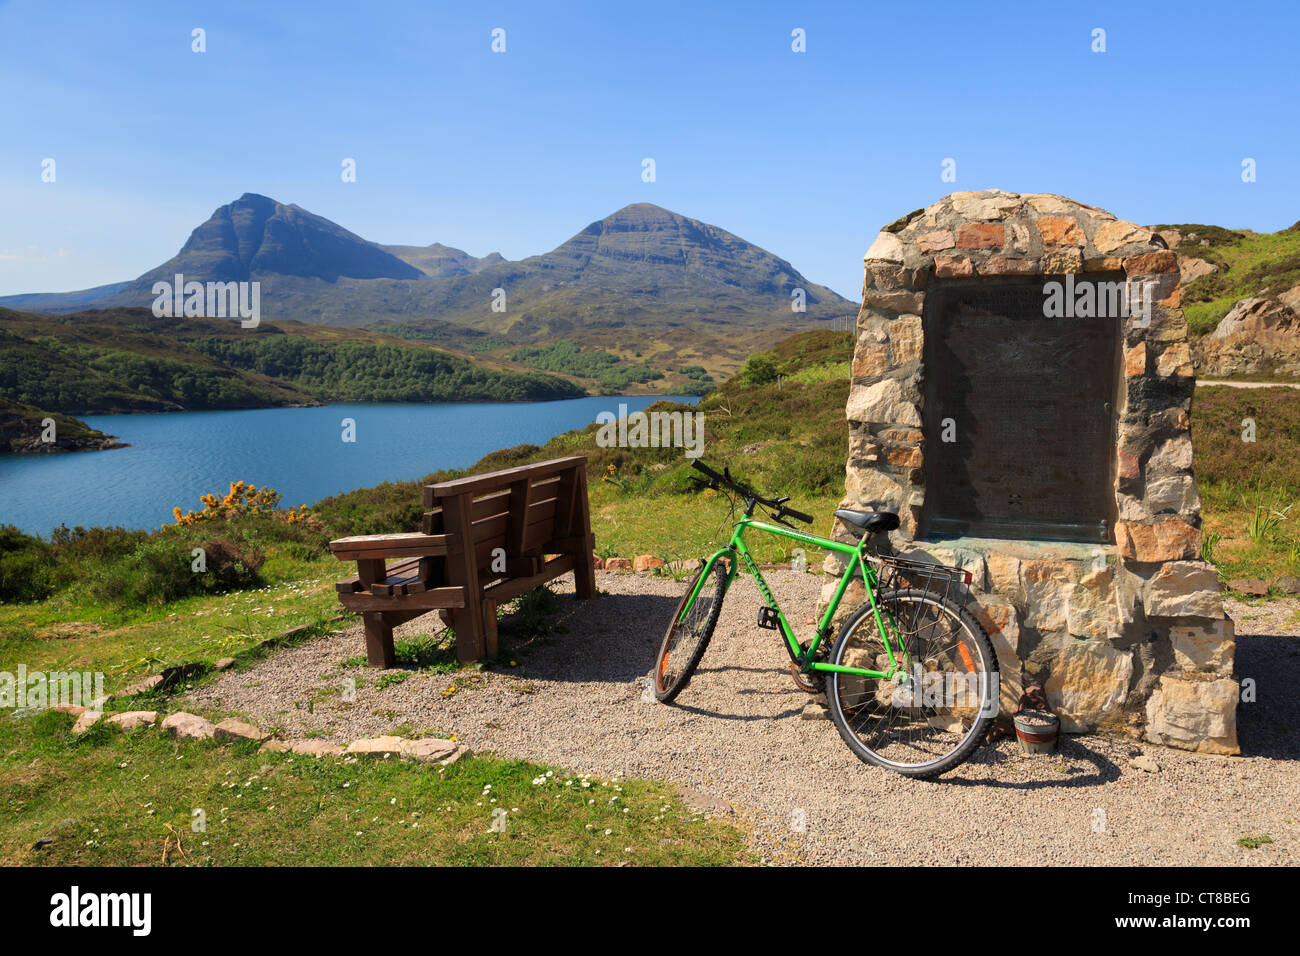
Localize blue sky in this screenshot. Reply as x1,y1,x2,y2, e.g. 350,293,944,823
1,0,1297,300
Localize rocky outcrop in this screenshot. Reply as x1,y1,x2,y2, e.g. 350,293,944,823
0,400,125,454
1196,297,1300,377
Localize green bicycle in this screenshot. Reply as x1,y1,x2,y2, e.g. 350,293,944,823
652,460,999,779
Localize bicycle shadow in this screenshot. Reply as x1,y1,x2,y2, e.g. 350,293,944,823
940,735,1123,789
669,700,808,722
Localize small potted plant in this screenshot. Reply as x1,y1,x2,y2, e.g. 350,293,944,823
1012,685,1060,754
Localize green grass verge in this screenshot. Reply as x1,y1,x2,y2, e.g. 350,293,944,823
0,710,750,866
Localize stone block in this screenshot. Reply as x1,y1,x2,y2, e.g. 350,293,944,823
985,551,1022,595
1093,220,1151,253
1170,618,1234,676
1145,473,1199,515
977,255,1038,275
863,288,925,313
865,231,905,262
934,255,974,277
1037,216,1085,247
916,230,954,254
1144,561,1223,618
1042,249,1083,273
1157,342,1193,378
888,314,924,364
1144,676,1239,754
1116,517,1200,562
1020,559,1082,631
843,466,908,512
956,223,1004,250
1124,342,1147,377
851,344,889,379
846,378,921,426
1125,251,1179,275
1044,640,1134,733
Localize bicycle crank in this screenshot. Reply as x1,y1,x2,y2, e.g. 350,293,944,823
790,639,826,694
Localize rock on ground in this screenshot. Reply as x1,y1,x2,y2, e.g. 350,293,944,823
106,710,157,731
161,712,216,740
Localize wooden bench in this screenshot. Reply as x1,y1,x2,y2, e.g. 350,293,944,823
329,456,596,666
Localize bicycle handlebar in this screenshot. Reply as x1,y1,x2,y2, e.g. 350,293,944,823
690,459,814,525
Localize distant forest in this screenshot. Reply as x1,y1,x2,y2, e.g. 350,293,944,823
191,338,586,403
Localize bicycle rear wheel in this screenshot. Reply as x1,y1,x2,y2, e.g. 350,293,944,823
825,588,998,779
652,558,727,703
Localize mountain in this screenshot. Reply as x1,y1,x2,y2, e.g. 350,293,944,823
379,242,506,277
0,280,130,312
0,197,856,336
407,203,852,339
128,193,426,286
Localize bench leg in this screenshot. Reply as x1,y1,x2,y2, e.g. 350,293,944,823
483,599,499,658
573,551,596,600
362,612,396,668
449,606,485,662
572,469,596,600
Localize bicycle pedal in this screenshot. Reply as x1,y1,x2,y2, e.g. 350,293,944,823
756,606,780,630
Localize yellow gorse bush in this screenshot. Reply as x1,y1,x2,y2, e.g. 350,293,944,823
168,481,313,527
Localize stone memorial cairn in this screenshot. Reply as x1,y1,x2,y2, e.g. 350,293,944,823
820,189,1237,754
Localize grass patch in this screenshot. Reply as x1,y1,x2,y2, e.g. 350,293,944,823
0,709,750,866
1193,386,1300,581
1236,835,1274,850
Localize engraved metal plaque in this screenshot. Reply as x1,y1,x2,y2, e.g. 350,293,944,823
919,277,1120,542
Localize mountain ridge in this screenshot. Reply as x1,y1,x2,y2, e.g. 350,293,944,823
0,196,857,337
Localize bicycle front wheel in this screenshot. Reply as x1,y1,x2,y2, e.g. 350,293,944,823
652,558,727,703
825,588,998,779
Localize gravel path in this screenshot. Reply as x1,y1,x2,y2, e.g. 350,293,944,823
1198,380,1300,389
184,572,1300,866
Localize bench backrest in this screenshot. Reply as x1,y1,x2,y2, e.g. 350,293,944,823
421,456,588,582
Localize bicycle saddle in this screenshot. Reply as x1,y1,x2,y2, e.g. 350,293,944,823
833,509,900,535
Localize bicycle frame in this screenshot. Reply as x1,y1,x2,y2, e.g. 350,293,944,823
679,512,911,680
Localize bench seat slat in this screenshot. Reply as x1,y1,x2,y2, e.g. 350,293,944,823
338,586,466,612
331,535,452,561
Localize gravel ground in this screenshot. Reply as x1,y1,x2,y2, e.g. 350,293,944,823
184,571,1300,866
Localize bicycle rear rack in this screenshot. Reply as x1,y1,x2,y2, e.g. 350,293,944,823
871,553,973,605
